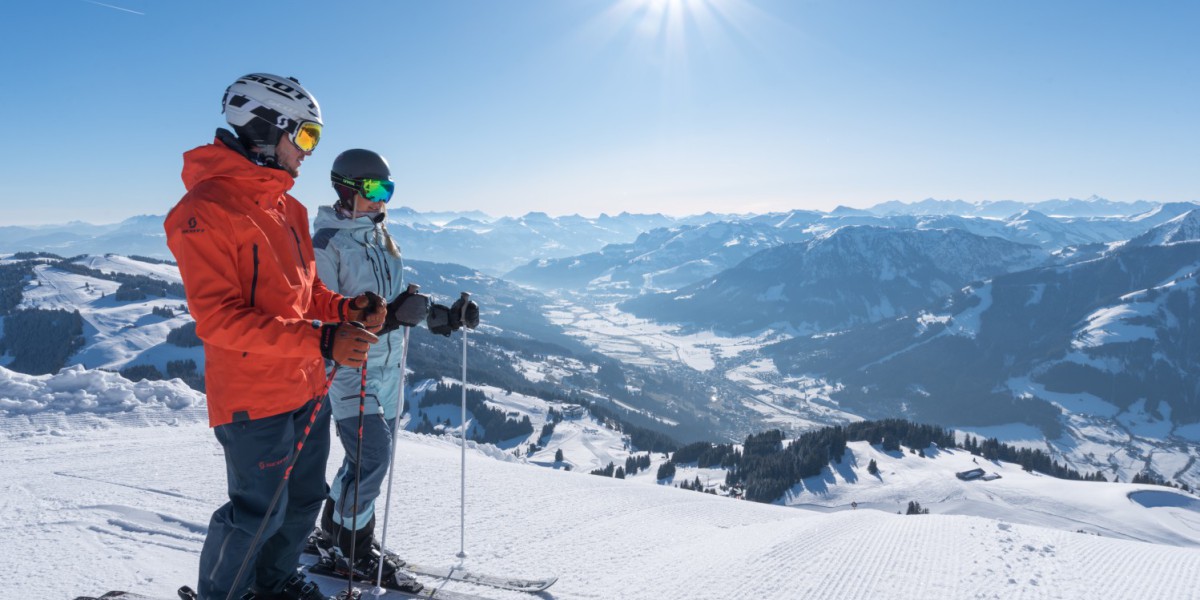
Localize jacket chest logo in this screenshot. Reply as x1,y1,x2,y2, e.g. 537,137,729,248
182,215,205,234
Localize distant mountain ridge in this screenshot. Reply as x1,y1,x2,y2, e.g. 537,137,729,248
867,195,1161,218
621,226,1049,335
1126,209,1200,247
505,220,810,296
506,202,1198,300
764,234,1200,434
4,198,1188,277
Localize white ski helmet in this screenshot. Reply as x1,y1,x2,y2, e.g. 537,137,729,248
221,73,323,154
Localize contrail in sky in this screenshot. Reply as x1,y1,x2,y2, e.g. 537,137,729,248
81,0,144,15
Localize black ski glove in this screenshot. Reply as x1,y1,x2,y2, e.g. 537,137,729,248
449,295,480,330
319,321,378,368
380,285,431,335
427,303,454,337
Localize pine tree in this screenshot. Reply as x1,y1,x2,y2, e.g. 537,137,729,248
867,459,879,475
555,448,564,463
656,461,676,481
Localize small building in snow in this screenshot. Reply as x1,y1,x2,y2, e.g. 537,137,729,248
956,468,986,481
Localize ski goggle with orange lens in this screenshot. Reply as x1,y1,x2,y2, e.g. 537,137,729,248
290,121,322,152
333,174,395,203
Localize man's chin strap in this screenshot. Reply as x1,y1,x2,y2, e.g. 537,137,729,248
217,128,286,172
249,146,283,171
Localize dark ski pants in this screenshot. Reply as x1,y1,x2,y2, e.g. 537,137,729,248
328,410,396,532
196,398,331,600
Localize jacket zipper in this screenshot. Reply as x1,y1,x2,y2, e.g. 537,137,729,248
289,227,309,275
246,244,259,359
250,244,259,307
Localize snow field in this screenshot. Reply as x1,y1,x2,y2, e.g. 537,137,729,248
7,419,1200,600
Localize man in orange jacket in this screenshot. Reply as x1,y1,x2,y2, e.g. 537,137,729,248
165,73,385,600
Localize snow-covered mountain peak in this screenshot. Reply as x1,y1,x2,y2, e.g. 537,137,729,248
1005,208,1056,224
1128,201,1200,223
829,205,872,216
790,226,1045,282
1126,209,1200,247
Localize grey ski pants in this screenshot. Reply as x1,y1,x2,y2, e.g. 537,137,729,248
328,410,397,532
196,398,331,600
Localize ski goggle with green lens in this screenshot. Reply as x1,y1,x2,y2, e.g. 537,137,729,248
332,173,395,203
290,121,322,152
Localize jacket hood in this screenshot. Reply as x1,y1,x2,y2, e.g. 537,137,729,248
181,131,294,198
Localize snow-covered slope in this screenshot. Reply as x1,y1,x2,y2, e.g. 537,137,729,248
5,366,1200,600
15,255,200,374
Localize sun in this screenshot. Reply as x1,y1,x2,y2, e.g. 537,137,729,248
593,0,725,59
577,0,783,91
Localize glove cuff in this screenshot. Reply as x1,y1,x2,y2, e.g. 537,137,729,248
319,323,337,360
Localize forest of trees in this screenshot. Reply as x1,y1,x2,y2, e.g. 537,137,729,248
120,359,205,392
417,382,533,444
656,419,1107,504
126,255,176,266
0,260,37,316
408,331,682,455
0,308,85,375
960,434,1102,481
584,401,679,454
166,322,202,347
54,261,185,301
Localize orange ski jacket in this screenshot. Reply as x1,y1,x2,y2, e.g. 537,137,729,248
165,135,345,427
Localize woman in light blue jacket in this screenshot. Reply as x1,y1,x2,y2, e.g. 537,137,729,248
311,148,419,590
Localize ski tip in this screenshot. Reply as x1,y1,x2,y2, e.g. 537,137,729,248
73,589,194,600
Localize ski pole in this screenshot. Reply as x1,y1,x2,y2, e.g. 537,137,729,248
345,361,369,600
373,318,412,595
457,291,470,560
225,365,340,600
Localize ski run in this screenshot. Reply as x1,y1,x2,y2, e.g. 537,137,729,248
4,386,1198,600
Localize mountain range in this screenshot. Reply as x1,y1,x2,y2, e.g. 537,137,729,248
4,197,1200,488
619,226,1049,335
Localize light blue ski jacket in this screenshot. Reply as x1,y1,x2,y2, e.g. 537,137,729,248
313,205,406,421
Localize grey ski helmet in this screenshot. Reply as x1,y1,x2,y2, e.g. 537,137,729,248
222,73,322,158
331,149,394,208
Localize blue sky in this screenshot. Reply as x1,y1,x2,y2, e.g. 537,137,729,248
1,0,1196,225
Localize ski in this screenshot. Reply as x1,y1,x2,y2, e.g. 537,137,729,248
305,558,504,600
74,580,501,600
74,594,161,600
74,594,162,600
305,530,556,593
75,586,198,600
401,562,557,594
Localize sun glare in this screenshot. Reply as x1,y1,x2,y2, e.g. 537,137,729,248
586,0,725,70
584,0,774,71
